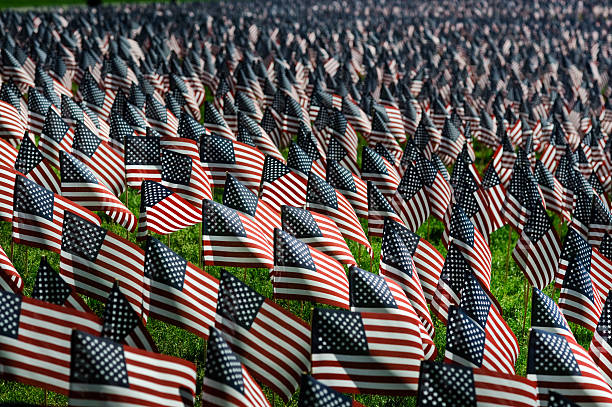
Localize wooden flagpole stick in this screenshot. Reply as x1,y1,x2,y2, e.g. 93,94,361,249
25,246,29,277
10,240,14,263
505,226,512,278
167,233,171,248
198,223,203,269
426,217,431,240
522,278,530,336
243,268,247,281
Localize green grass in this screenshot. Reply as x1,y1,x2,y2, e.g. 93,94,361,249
0,135,591,406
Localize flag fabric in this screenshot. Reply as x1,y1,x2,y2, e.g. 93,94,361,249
382,218,444,302
38,107,74,169
59,211,147,316
415,153,452,221
444,274,519,374
260,155,308,211
60,151,136,232
367,181,403,238
68,329,196,407
238,110,284,163
390,163,430,232
0,165,17,222
0,290,102,394
349,265,436,360
311,306,424,395
590,291,612,389
214,269,311,400
160,148,212,209
200,133,265,194
100,282,157,352
12,174,101,253
203,101,234,140
306,173,372,256
280,205,355,266
326,159,369,220
299,375,365,407
32,256,91,313
14,134,61,194
474,163,507,238
273,228,350,308
528,288,612,406
361,146,400,198
0,137,17,168
144,236,219,340
534,159,573,222
416,361,538,407
559,258,603,332
513,201,561,289
591,235,612,303
137,180,201,240
202,199,274,269
202,327,271,407
0,243,21,294
125,135,162,188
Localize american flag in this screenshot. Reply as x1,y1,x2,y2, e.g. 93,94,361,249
2,49,34,92
204,101,234,140
342,96,371,135
260,154,308,211
145,93,179,138
513,200,561,289
68,330,196,406
160,148,212,210
107,113,134,153
0,290,102,394
311,306,424,395
12,174,101,253
260,106,286,150
361,146,400,198
390,163,430,232
144,236,219,340
273,228,350,308
527,289,612,406
326,135,361,177
214,269,311,400
14,134,61,194
32,256,91,313
416,361,537,407
589,195,612,248
534,160,573,222
591,235,612,303
558,258,603,332
413,113,441,159
444,274,519,374
299,375,365,407
137,180,201,240
178,110,208,142
60,151,136,232
101,282,157,352
415,153,452,221
326,159,368,220
367,181,403,238
589,291,612,389
38,107,74,169
238,110,285,163
124,135,162,188
61,94,98,137
0,99,26,146
202,327,271,407
200,133,264,194
473,163,507,238
296,122,326,178
369,110,403,161
281,205,355,266
503,161,537,232
0,137,17,168
443,204,492,289
80,70,114,120
72,122,125,197
59,211,147,316
202,199,274,269
287,142,314,178
438,118,464,165
0,243,21,294
222,173,280,242
306,173,372,256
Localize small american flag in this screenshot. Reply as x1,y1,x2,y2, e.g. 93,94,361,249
415,153,452,221
591,235,612,303
311,306,424,395
307,173,372,256
238,110,285,163
559,258,603,332
125,135,162,189
390,162,430,232
413,113,441,159
68,330,196,406
589,195,612,248
214,269,311,400
299,375,365,407
366,181,403,238
281,205,355,266
144,236,219,340
0,290,102,394
589,291,612,388
204,101,234,140
32,256,91,313
260,154,308,211
513,200,561,289
101,282,157,352
361,146,401,198
160,148,212,210
327,159,368,220
137,180,201,240
27,89,51,135
12,174,101,253
342,96,371,135
369,110,402,161
326,135,361,176
60,151,136,232
0,99,26,146
202,199,274,269
444,274,519,374
534,160,573,222
38,107,74,169
381,217,444,301
14,134,61,194
416,361,537,407
273,228,349,308
0,243,21,294
202,327,271,407
145,93,179,138
59,211,147,316
200,133,265,194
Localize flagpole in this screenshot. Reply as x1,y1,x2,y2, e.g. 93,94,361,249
505,225,512,278
10,240,14,263
522,278,529,336
198,223,203,269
